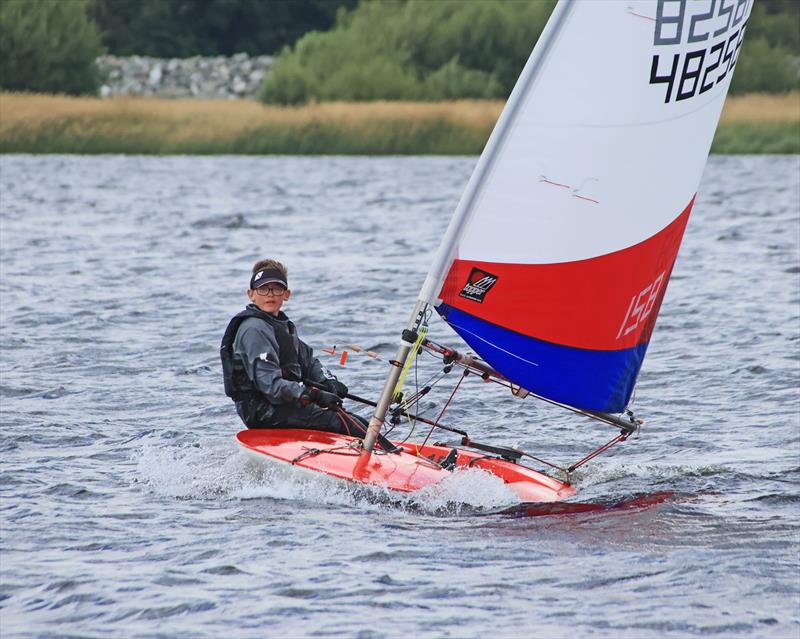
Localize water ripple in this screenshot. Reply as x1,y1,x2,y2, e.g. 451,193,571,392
0,155,797,638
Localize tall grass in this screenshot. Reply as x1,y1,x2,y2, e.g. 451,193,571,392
718,92,800,124
0,93,500,154
712,92,800,153
1,92,797,155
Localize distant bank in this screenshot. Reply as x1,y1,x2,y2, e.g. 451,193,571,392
1,92,797,155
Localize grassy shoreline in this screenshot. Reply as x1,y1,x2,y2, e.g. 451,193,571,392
1,92,798,155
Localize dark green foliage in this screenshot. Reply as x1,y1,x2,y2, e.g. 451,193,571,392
730,1,800,93
0,0,104,95
261,0,798,104
731,38,799,94
746,1,799,52
88,0,357,57
260,0,555,104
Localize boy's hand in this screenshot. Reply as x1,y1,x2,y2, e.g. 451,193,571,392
299,386,342,410
323,379,349,398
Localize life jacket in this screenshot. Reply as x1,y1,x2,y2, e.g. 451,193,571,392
220,306,301,402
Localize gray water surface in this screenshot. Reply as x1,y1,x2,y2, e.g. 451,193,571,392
1,155,798,638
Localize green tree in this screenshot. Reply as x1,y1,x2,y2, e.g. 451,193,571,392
88,0,357,57
729,1,799,93
0,0,105,95
745,1,799,52
260,0,798,104
731,38,799,94
260,0,556,105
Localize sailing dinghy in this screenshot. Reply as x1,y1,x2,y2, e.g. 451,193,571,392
237,0,751,504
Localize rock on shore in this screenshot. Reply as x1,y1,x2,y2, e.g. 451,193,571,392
96,53,273,100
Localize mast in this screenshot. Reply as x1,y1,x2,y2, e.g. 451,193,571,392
361,300,427,452
362,0,574,454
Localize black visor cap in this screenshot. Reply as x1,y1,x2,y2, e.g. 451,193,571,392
250,268,287,290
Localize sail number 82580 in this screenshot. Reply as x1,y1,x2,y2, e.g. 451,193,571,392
649,0,751,103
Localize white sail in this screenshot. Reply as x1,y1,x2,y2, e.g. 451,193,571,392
420,0,751,412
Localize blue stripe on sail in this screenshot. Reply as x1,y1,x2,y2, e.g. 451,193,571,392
437,304,648,413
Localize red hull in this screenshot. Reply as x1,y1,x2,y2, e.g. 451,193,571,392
236,429,576,503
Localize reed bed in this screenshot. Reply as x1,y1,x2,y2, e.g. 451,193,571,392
1,92,797,154
719,92,800,124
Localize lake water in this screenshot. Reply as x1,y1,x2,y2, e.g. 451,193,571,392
1,155,798,638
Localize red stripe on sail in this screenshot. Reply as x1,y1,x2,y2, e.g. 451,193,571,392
439,197,694,351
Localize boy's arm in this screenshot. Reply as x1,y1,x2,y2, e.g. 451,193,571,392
303,345,327,384
234,321,304,404
300,341,348,397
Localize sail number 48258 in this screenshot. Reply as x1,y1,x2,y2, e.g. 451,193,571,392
616,272,666,340
649,0,751,103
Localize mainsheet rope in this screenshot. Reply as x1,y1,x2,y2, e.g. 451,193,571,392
418,368,469,452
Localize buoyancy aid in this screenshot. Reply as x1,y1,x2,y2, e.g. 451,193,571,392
220,306,301,402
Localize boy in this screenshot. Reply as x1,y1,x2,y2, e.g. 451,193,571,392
221,259,396,448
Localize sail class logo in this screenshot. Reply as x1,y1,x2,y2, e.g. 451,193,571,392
459,267,498,303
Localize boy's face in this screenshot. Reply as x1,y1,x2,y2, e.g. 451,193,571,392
247,284,291,316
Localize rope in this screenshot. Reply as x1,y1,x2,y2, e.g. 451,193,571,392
519,451,569,474
419,368,468,450
291,444,359,464
320,327,635,474
386,330,428,443
392,323,427,400
335,408,366,438
335,410,354,437
567,431,631,473
334,407,400,454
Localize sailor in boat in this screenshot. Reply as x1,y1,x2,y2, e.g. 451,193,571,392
221,258,360,435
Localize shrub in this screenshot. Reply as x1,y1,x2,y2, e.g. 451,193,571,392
260,0,798,104
730,38,799,94
260,0,555,105
423,58,502,100
0,0,104,95
746,1,800,53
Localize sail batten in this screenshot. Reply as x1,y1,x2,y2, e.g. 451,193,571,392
423,0,751,413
